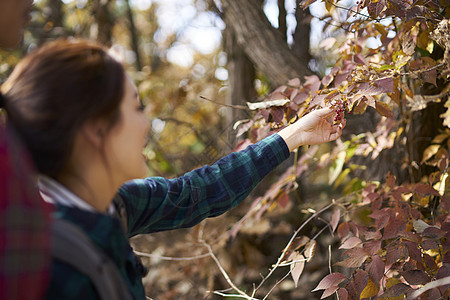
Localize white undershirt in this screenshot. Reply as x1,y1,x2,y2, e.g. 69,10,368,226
38,175,115,214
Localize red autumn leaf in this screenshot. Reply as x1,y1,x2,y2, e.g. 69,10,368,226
421,239,439,250
352,97,368,114
364,229,382,240
386,244,404,266
312,272,347,291
441,195,450,211
436,265,450,294
290,253,305,288
383,218,407,240
423,226,446,239
423,253,437,271
322,74,333,87
292,91,310,105
310,94,327,108
375,101,394,118
330,208,340,233
366,255,385,285
366,192,380,202
358,81,386,97
287,78,301,88
414,183,440,197
364,240,382,256
380,283,412,297
338,222,350,240
337,288,348,300
369,209,390,230
339,237,363,249
386,172,396,188
335,247,369,268
270,107,285,123
405,241,422,262
303,75,321,92
321,285,339,299
401,269,430,285
276,192,290,209
405,5,428,22
444,249,450,263
374,77,395,93
367,0,386,18
354,53,367,65
353,269,369,296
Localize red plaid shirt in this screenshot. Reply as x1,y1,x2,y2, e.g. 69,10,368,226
0,124,53,299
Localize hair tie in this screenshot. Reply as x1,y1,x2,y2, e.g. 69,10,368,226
0,92,4,109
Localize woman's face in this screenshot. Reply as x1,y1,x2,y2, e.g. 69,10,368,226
0,0,33,48
104,75,150,184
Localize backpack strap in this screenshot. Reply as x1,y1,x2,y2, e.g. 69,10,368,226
51,218,133,300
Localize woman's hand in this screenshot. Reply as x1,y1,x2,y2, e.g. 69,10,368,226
278,107,346,152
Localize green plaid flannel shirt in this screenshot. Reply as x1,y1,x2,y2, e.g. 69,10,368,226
45,133,290,299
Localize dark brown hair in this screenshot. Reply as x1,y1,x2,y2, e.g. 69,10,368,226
1,39,126,178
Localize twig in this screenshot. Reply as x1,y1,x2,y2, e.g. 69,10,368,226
407,276,450,299
324,0,381,22
262,272,291,300
329,245,340,300
134,250,210,261
201,240,257,300
255,201,336,292
200,95,249,110
213,291,256,299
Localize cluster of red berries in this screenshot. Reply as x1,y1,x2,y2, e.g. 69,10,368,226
355,0,364,9
332,100,346,123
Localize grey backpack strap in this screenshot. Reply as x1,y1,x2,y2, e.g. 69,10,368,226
51,218,133,300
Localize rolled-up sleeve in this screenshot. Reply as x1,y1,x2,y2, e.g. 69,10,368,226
118,134,290,237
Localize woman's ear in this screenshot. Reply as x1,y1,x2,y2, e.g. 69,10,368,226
80,119,108,149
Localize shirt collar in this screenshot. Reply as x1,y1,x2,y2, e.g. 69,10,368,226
38,175,115,214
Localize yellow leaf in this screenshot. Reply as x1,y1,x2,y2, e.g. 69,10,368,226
325,0,335,13
304,240,317,262
426,40,434,54
360,279,379,299
422,144,440,163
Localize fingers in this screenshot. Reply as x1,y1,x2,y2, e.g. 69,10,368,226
312,107,334,117
327,119,346,141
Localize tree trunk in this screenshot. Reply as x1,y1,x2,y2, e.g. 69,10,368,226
46,0,64,28
90,0,114,46
220,0,312,87
125,0,142,70
278,0,287,41
223,26,256,143
292,0,312,63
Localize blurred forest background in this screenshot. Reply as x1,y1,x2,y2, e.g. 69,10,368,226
1,0,449,299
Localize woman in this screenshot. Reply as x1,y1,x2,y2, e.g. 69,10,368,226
0,39,345,299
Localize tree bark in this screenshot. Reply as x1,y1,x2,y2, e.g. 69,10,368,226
90,0,114,46
223,26,255,142
46,0,64,28
292,0,312,63
220,0,312,87
278,0,287,41
125,0,143,70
